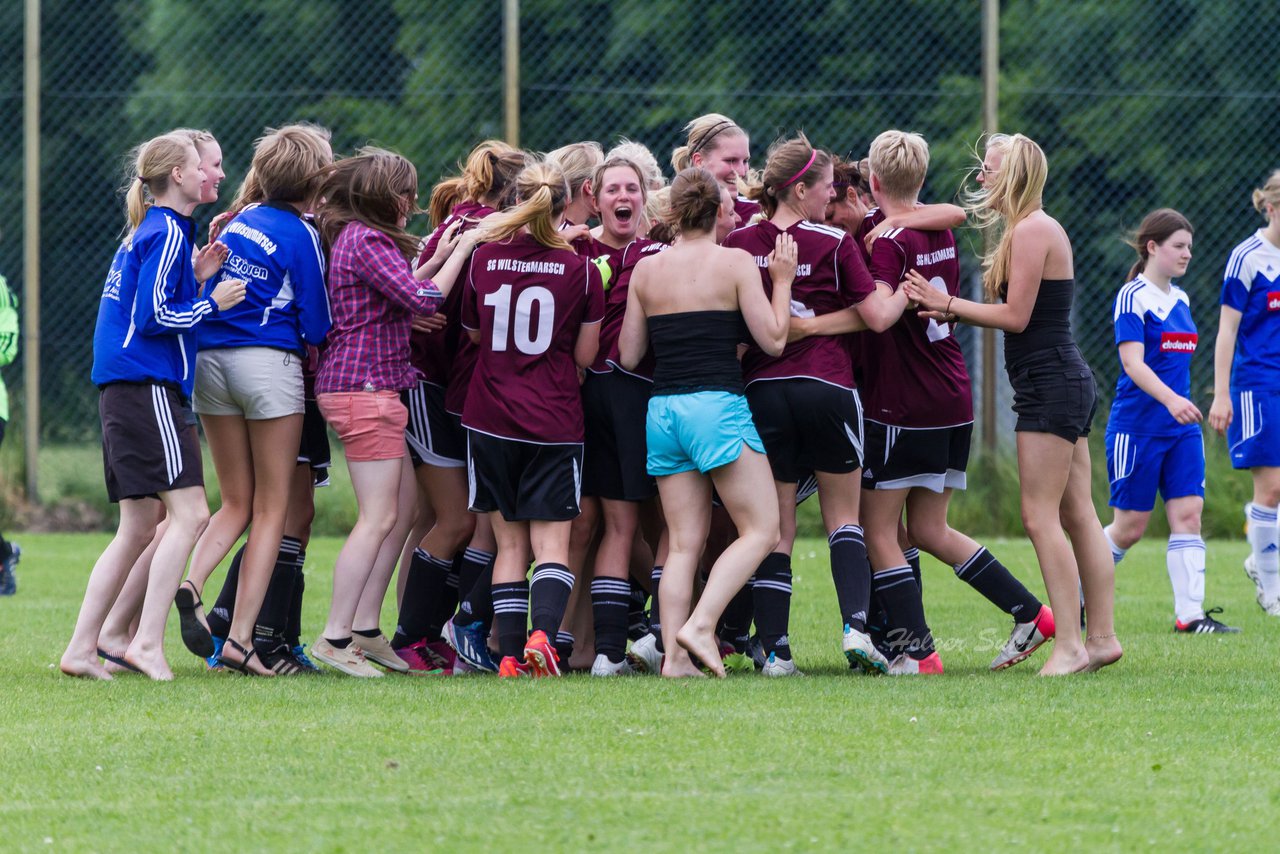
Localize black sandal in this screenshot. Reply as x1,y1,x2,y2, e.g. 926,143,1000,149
174,581,215,658
217,638,269,676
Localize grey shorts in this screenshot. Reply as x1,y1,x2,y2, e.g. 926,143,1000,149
193,347,305,420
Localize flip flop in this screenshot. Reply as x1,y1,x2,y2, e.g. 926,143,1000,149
174,581,216,658
97,647,142,674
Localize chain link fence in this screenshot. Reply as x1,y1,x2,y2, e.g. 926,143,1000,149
3,0,1280,500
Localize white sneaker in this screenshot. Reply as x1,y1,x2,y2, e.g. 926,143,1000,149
1243,555,1280,615
761,652,803,677
590,654,635,676
887,651,944,675
311,637,384,678
990,604,1055,670
626,632,662,674
350,632,411,672
842,625,888,674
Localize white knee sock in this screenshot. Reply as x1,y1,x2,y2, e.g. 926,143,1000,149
1167,534,1205,624
1102,525,1128,565
1246,503,1280,598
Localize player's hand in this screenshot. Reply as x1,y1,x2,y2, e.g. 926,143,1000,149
210,277,247,311
411,312,448,334
1165,395,1203,425
903,269,947,312
1207,395,1232,436
561,223,592,243
208,212,235,243
427,219,465,265
195,241,229,284
863,218,892,252
788,316,813,342
767,233,798,286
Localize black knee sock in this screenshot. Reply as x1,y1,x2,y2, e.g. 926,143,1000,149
873,565,934,659
718,583,754,653
867,585,891,658
904,546,922,593
829,524,871,632
0,537,12,562
207,545,244,639
286,551,305,649
554,630,575,662
529,563,575,639
752,552,793,661
954,546,1041,621
457,547,494,603
425,551,463,639
457,556,495,627
252,542,302,652
492,580,530,660
627,577,650,641
392,549,452,648
649,565,665,653
591,577,631,663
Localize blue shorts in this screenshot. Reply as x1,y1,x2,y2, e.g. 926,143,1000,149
646,391,765,477
1228,389,1280,469
1106,428,1205,511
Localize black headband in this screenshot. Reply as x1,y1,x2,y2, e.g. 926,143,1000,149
690,119,738,156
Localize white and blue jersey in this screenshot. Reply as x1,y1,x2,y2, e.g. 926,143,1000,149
1221,229,1280,392
91,206,218,396
1108,275,1198,437
197,201,330,352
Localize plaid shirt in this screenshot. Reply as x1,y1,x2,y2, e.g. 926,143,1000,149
316,221,444,393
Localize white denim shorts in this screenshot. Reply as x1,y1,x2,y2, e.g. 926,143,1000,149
193,347,305,420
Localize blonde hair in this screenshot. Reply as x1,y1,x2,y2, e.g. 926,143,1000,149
473,160,571,251
965,133,1048,301
645,186,675,243
742,133,831,219
868,130,929,201
546,141,604,201
253,123,333,204
173,127,217,155
1252,170,1280,217
607,139,665,189
124,132,199,231
670,113,746,173
428,140,527,227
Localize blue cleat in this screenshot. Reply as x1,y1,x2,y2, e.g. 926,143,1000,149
442,617,498,673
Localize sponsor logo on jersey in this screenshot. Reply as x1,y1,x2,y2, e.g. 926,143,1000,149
1160,331,1198,353
1270,292,1280,311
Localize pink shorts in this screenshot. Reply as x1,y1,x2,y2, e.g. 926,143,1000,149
317,390,408,463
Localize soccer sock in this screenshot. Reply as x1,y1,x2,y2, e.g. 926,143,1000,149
1246,503,1280,599
426,551,463,638
953,546,1042,622
554,630,575,662
649,565,665,653
0,537,11,562
627,577,650,641
904,546,922,593
867,585,890,656
491,580,530,660
252,538,303,651
829,524,871,632
752,552,793,661
391,549,452,648
325,635,353,649
457,547,495,604
529,563,575,639
457,559,495,627
591,577,631,663
286,551,305,649
1102,525,1128,565
873,565,934,660
352,628,381,638
207,544,244,639
1168,534,1206,623
718,584,753,653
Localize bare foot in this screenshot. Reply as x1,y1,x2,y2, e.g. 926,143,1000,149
60,654,113,681
676,625,725,678
1084,636,1123,672
123,644,174,681
661,650,707,678
1038,646,1090,676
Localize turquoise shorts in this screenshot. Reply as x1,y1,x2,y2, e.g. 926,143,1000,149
646,391,765,477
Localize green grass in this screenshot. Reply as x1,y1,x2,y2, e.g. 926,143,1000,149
1,534,1277,851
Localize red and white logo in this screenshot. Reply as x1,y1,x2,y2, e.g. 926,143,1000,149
1160,332,1198,353
1268,292,1280,311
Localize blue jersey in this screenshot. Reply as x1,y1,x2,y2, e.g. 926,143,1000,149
1109,275,1198,436
197,201,330,352
1221,230,1280,391
92,206,218,396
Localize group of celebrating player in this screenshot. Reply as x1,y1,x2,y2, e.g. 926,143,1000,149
56,110,1279,682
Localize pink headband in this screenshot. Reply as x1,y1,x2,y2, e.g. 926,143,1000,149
778,149,817,190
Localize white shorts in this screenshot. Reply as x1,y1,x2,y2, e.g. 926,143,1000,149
193,347,304,420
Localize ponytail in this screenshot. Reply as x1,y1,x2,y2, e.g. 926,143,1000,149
429,140,526,227
122,132,197,233
473,161,571,251
1124,208,1192,281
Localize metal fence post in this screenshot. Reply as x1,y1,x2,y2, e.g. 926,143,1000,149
23,0,40,501
504,0,520,148
980,0,999,452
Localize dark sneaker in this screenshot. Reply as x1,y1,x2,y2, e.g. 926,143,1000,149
1174,607,1242,634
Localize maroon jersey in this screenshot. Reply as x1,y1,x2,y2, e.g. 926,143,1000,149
723,219,876,388
594,237,668,378
462,233,606,443
862,224,972,427
411,201,494,387
734,196,761,224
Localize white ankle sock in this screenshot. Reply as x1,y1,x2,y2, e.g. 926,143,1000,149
1167,534,1205,624
1103,525,1128,565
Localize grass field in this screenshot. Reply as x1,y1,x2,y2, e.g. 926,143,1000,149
1,533,1277,851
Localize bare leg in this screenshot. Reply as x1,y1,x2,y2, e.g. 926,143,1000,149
98,515,168,658
354,455,418,632
1059,438,1122,671
184,415,253,594
655,471,711,678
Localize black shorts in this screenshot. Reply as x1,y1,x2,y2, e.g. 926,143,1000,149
467,430,583,522
404,381,466,468
0,416,6,448
746,379,864,483
581,370,657,501
99,382,204,503
862,420,972,492
1008,346,1098,444
297,396,332,487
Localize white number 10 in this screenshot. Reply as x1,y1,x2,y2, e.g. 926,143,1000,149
484,284,555,354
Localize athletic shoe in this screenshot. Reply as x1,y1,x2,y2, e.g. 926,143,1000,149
761,652,803,677
1243,555,1280,615
0,543,20,595
990,604,1056,671
722,650,755,674
590,654,635,676
842,624,889,674
206,636,226,670
748,635,767,670
259,642,312,676
625,632,662,674
498,656,530,678
311,637,383,678
291,644,320,673
442,617,498,673
394,639,446,675
524,630,561,677
1174,607,1242,634
424,640,457,673
887,651,945,675
351,632,411,673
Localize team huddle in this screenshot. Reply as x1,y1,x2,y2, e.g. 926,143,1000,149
57,111,1280,682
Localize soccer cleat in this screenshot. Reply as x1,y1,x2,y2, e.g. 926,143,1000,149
590,654,635,676
625,632,662,674
498,656,530,678
0,543,20,595
761,652,803,677
206,636,227,670
523,630,561,677
259,642,311,676
311,637,383,678
1174,607,1242,634
424,640,457,673
442,617,498,673
722,646,755,674
1242,555,1280,615
351,632,411,673
842,624,889,674
990,604,1056,671
748,635,767,670
291,644,320,673
887,651,944,675
393,639,447,675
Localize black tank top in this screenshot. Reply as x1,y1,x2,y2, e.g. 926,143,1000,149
648,310,746,396
1002,278,1079,369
